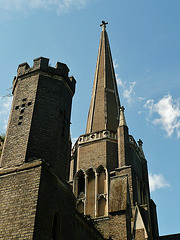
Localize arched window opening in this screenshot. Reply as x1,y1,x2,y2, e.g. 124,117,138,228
98,197,106,217
97,166,108,217
98,168,106,194
52,212,60,240
86,170,95,217
77,172,85,199
77,200,84,214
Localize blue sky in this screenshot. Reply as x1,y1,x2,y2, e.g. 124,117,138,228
0,0,179,236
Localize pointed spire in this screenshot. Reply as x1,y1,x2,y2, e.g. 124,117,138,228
119,106,127,127
86,21,120,134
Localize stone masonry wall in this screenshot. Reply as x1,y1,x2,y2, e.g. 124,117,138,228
0,163,41,239
78,140,107,170
33,164,106,240
96,214,131,240
113,167,134,207
135,229,145,240
78,139,118,172
26,73,73,181
0,74,39,167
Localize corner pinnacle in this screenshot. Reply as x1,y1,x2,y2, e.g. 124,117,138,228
119,106,127,127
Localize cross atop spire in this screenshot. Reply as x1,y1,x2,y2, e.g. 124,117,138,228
100,21,108,27
120,106,125,112
100,21,108,31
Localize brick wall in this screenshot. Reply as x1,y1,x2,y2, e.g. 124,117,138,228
77,139,118,172
0,74,39,167
135,229,145,240
33,163,106,240
0,163,41,239
96,214,131,240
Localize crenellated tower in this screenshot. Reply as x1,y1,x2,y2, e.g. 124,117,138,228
0,57,107,240
0,57,75,181
70,22,159,240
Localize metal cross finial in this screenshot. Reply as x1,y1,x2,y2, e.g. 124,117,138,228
100,21,108,28
120,106,125,112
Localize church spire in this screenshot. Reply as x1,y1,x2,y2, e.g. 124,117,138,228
85,21,120,134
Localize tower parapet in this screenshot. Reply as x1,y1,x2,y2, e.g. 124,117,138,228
13,57,75,95
78,130,117,145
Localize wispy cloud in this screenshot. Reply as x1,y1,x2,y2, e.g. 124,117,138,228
115,73,123,86
0,96,12,132
144,94,180,138
0,0,88,15
113,59,136,104
123,81,136,103
149,173,170,192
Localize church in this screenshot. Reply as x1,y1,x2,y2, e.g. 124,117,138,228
0,22,179,240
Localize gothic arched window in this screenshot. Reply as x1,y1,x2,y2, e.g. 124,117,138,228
86,168,95,217
98,197,106,217
74,170,86,215
97,167,106,194
75,170,85,199
78,172,85,199
97,166,108,217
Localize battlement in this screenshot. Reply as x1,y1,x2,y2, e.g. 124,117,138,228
13,57,76,94
129,135,145,160
17,57,70,78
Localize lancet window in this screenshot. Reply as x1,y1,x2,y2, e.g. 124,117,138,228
86,168,96,217
74,166,108,218
97,166,108,217
75,170,86,214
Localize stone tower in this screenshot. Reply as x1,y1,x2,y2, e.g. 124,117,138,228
1,57,75,181
70,22,159,240
0,57,106,240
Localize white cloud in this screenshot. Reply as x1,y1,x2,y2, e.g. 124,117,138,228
0,96,13,132
0,0,88,14
123,81,136,104
113,59,136,104
113,60,119,71
144,94,180,138
149,173,170,192
138,96,146,102
115,73,123,87
113,60,123,86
